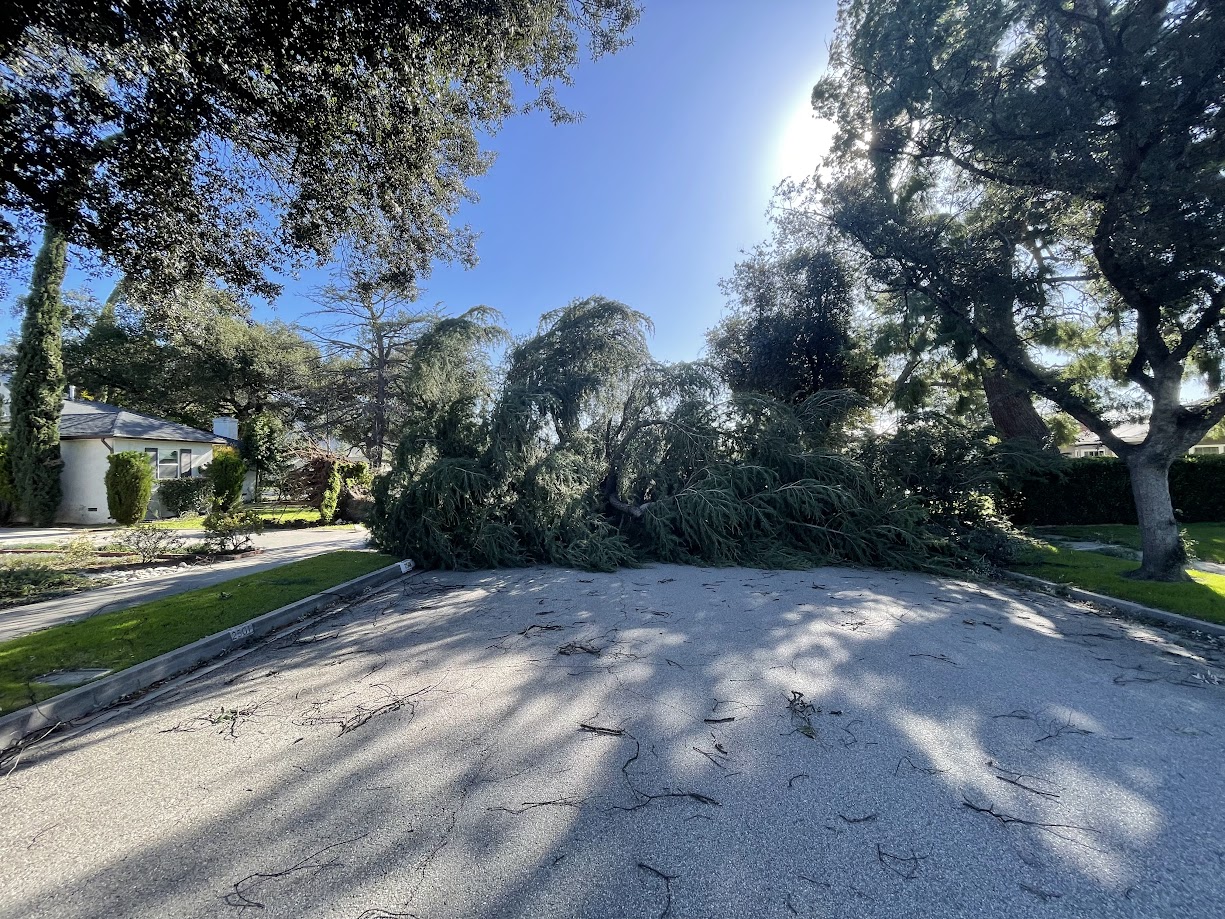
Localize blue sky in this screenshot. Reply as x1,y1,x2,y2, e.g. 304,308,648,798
15,1,838,363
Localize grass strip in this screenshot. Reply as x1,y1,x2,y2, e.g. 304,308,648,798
1012,544,1225,626
0,550,395,715
1031,523,1225,564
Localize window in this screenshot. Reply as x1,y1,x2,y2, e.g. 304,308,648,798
144,447,195,479
158,449,180,481
1191,445,1221,456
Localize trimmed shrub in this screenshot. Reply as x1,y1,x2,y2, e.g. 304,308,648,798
205,446,246,513
1007,454,1225,525
105,451,154,524
156,476,213,516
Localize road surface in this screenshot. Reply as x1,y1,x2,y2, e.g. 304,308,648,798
0,564,1222,919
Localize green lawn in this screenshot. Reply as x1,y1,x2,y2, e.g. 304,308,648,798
1011,543,1225,625
0,550,395,715
1031,523,1225,564
151,504,345,529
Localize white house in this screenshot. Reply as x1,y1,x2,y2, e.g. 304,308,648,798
1062,422,1225,459
56,400,241,524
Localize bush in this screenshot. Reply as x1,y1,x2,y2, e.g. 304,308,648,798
105,451,154,524
203,510,264,554
205,446,246,513
115,525,186,563
156,476,213,516
860,413,1057,565
1007,454,1225,525
62,534,97,567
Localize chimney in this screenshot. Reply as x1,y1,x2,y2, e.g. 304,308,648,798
212,416,239,440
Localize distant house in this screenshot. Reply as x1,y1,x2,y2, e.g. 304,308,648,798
0,380,244,525
1062,422,1225,459
56,400,244,524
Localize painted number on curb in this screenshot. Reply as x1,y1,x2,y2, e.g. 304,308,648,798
399,560,415,574
228,623,254,642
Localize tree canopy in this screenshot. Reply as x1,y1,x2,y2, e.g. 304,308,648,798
1,0,640,293
708,242,879,406
806,0,1225,579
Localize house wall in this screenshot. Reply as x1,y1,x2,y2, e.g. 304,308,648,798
56,439,114,525
55,438,219,525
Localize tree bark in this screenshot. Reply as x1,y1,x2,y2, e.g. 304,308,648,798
1126,455,1189,581
980,362,1051,443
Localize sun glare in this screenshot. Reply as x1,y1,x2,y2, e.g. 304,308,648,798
774,97,835,184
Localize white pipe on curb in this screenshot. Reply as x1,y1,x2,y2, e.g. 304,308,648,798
1004,571,1225,640
0,560,419,754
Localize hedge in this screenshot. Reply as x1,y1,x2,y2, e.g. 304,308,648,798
1007,455,1225,525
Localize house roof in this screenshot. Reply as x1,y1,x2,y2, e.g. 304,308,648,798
59,400,231,444
1071,421,1224,448
1071,422,1149,447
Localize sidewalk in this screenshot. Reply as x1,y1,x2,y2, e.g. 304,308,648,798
0,527,372,642
1053,537,1225,575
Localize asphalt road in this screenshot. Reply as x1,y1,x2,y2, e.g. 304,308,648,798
1,565,1222,919
0,527,372,641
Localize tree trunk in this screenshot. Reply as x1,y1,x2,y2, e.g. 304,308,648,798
1126,455,1189,581
10,224,68,525
980,362,1051,443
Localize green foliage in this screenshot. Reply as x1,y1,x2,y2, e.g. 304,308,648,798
319,464,343,524
104,451,154,525
809,0,1225,578
862,414,1057,564
371,297,1029,573
203,510,265,554
2,2,639,295
285,456,371,522
115,525,186,564
205,447,246,513
64,287,319,431
156,476,213,517
0,436,17,525
708,244,878,405
241,413,289,496
1010,456,1225,526
10,227,68,525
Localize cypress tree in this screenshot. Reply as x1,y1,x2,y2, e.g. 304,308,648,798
10,226,68,525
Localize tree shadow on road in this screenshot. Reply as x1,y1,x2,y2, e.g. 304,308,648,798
2,565,1224,919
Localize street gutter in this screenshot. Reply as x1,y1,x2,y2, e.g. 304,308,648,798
0,559,417,754
1003,570,1225,640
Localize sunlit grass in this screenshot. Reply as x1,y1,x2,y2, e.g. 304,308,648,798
1012,543,1225,625
0,550,394,715
1031,523,1225,564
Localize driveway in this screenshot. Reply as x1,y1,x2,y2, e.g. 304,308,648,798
0,526,372,642
0,565,1222,919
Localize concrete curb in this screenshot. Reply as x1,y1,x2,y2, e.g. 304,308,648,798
0,558,417,753
1003,570,1225,639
